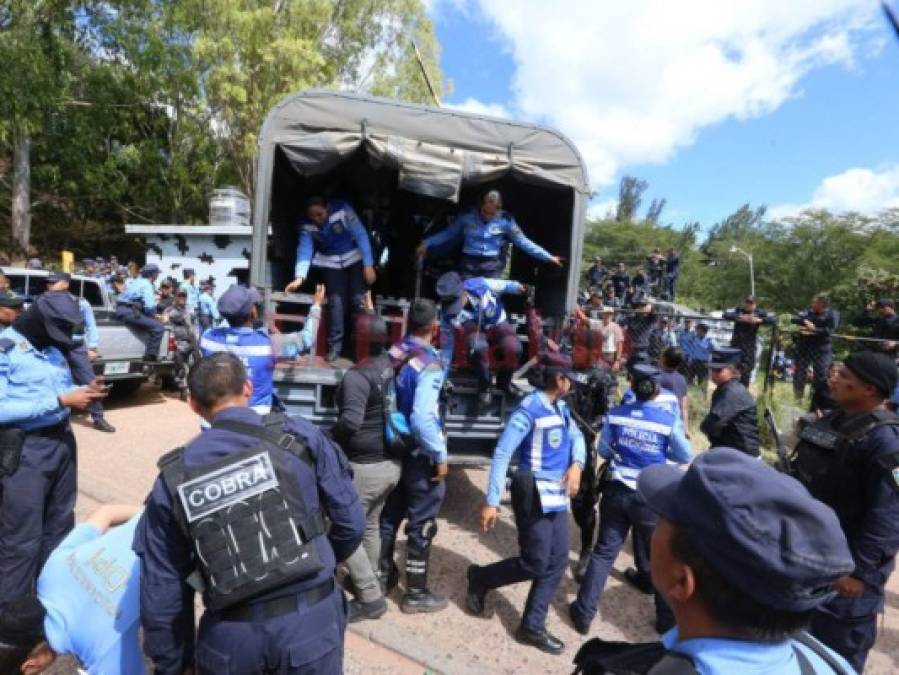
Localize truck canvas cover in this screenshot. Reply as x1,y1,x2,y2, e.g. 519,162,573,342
251,89,589,311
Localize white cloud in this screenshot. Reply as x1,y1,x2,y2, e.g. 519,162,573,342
445,96,511,119
769,165,899,218
587,198,618,220
435,1,880,187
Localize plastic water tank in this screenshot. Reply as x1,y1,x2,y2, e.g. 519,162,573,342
209,187,251,227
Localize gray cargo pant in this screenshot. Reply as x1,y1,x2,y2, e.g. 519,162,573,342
345,459,402,603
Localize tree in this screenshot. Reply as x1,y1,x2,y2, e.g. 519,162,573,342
615,175,648,222
192,0,442,201
646,197,666,223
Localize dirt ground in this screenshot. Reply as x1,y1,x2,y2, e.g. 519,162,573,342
63,385,899,674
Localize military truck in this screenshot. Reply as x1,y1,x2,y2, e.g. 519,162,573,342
249,90,589,462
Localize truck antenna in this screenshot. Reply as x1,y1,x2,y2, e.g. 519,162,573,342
410,37,441,107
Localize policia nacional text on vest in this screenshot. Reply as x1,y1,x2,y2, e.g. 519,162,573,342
157,414,327,611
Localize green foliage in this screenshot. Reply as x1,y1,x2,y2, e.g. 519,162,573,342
0,0,442,257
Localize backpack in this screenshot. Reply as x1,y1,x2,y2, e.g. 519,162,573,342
380,354,416,455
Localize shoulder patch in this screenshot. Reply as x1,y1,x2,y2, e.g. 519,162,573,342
0,338,14,353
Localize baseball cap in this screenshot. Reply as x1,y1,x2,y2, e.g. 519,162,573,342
46,270,71,284
141,263,161,276
637,448,854,612
631,363,661,385
536,350,578,381
217,285,261,320
435,272,465,316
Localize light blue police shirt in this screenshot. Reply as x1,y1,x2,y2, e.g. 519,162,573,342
37,516,145,675
0,327,75,430
661,627,856,674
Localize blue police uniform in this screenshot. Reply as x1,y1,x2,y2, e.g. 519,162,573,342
424,207,553,278
440,276,524,392
178,280,200,313
196,291,220,331
115,271,164,359
200,305,320,414
621,385,681,417
67,296,106,424
791,306,840,403
570,390,692,632
379,337,448,607
295,199,373,356
0,326,78,605
133,407,365,675
470,387,586,640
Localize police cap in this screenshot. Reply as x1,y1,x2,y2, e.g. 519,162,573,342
875,298,894,309
536,350,578,381
435,272,464,316
708,347,742,370
639,448,854,612
141,263,161,277
46,270,71,283
844,350,898,399
631,363,661,384
218,284,261,321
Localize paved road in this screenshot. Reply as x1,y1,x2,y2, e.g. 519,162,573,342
66,385,899,674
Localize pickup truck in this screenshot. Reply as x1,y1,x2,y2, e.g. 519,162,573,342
248,89,590,463
1,267,174,395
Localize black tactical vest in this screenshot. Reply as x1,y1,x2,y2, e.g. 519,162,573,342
792,409,899,522
158,414,326,611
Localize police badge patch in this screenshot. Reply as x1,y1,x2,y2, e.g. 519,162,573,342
548,428,563,448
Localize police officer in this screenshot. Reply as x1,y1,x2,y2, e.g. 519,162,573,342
853,298,899,355
197,279,220,331
46,271,115,433
164,289,199,398
416,190,564,279
586,256,608,289
569,365,693,636
664,247,679,300
0,293,106,605
792,295,840,405
466,352,585,655
723,295,777,387
286,196,376,362
436,272,526,405
178,268,200,316
133,353,364,674
700,347,760,456
573,449,855,674
200,284,323,414
623,292,655,358
789,351,899,672
114,263,165,361
646,249,664,293
378,299,450,614
610,262,630,303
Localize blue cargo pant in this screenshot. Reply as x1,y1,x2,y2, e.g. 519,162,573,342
68,344,104,422
115,304,164,359
0,423,76,604
571,481,657,627
470,471,569,633
320,262,364,356
811,594,880,673
196,586,347,674
380,453,446,556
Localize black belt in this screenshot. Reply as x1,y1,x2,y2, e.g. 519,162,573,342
218,578,335,622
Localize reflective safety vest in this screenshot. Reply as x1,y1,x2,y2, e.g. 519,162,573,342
606,402,676,490
516,392,574,512
158,414,326,612
200,327,275,413
456,278,507,329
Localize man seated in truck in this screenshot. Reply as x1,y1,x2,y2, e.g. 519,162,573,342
436,272,527,406
285,196,376,363
416,190,564,279
113,263,165,362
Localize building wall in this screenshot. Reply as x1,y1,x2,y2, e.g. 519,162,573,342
143,233,251,300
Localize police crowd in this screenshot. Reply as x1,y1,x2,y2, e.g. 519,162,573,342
0,191,896,675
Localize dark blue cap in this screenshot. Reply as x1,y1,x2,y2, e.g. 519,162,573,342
46,270,71,283
436,272,465,316
709,346,742,369
631,363,661,384
638,448,854,612
81,258,95,265
141,263,161,276
536,350,578,380
217,285,261,321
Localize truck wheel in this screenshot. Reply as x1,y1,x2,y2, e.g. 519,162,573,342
112,379,143,397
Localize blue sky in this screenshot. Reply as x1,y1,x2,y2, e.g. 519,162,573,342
430,0,899,228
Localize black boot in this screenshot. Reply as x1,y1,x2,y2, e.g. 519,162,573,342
400,546,448,614
377,535,399,595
